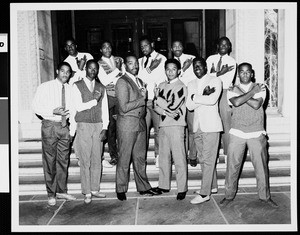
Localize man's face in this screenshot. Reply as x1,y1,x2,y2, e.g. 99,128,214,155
125,56,139,76
218,39,230,55
238,65,253,85
171,41,183,58
140,39,153,56
100,42,112,58
165,63,179,81
193,61,206,79
86,62,99,80
64,40,78,56
57,65,72,84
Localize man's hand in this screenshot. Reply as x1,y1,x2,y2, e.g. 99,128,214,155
94,90,102,102
53,106,69,116
149,58,162,71
115,58,122,70
182,58,193,72
202,85,215,96
218,64,234,76
100,129,107,141
153,85,160,98
140,87,147,99
251,83,265,94
165,109,180,119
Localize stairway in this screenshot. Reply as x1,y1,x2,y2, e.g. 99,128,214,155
18,114,291,196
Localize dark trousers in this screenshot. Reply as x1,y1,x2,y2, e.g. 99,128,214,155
107,96,119,160
116,120,151,193
41,120,72,197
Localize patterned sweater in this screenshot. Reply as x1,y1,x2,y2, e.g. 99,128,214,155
154,78,187,127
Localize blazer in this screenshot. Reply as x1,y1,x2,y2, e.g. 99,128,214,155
186,74,223,133
115,73,146,132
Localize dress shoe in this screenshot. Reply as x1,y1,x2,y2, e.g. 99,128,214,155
190,195,210,204
220,198,234,207
177,192,186,200
109,158,118,166
189,159,197,167
48,197,56,206
194,188,218,195
102,159,113,168
139,190,154,196
151,187,169,194
91,191,106,198
56,193,76,201
117,192,127,201
260,198,279,208
84,194,92,204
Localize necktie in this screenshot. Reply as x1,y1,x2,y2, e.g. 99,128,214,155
177,57,181,65
136,77,141,88
216,56,223,72
90,81,94,92
144,55,150,68
61,85,67,127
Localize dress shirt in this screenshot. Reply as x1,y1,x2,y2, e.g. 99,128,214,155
227,82,267,139
69,77,109,136
65,52,94,85
32,78,72,122
206,53,236,89
175,53,196,86
98,56,125,86
138,50,167,100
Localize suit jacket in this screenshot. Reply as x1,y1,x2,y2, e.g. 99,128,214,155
115,73,146,132
186,74,223,133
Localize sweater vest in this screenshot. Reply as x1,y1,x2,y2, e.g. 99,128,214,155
74,79,105,123
231,83,264,133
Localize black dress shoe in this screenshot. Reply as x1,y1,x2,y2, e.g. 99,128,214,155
139,190,154,196
177,192,186,200
152,187,169,194
189,159,197,167
117,192,127,201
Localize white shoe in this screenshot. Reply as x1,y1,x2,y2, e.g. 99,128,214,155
102,159,113,168
155,155,159,168
190,195,210,204
194,188,218,194
56,193,76,201
48,197,56,206
91,191,106,198
84,193,92,204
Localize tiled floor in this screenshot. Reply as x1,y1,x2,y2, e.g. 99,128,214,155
16,186,296,232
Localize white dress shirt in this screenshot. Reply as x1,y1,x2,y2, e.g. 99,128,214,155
69,77,109,136
227,82,267,139
138,50,167,100
64,52,94,85
206,53,236,89
32,78,72,122
174,53,196,86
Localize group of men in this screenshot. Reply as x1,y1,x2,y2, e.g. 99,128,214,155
32,35,278,208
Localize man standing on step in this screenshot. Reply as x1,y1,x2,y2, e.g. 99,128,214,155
220,62,278,208
69,59,109,204
32,61,76,206
186,57,222,205
115,54,160,201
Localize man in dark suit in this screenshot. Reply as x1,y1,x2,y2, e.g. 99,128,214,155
115,54,160,201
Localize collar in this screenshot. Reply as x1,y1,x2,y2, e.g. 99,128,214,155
101,55,113,62
217,53,229,58
125,72,137,81
239,82,253,92
145,50,157,59
84,76,95,84
168,77,179,84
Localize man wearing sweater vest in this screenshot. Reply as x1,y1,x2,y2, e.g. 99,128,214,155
97,40,126,167
115,54,159,201
220,62,278,207
69,59,109,204
152,58,188,200
186,57,223,205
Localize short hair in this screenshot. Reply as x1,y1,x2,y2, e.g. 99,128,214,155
139,35,152,44
192,57,207,67
218,36,232,53
100,40,112,48
124,53,137,64
86,59,99,69
64,37,77,46
57,61,72,73
238,62,253,71
164,58,181,70
171,40,183,47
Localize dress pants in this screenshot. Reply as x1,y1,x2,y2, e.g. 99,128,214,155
194,129,219,196
186,109,197,160
219,89,232,155
74,122,103,195
116,120,152,193
145,100,160,158
41,119,72,197
158,126,188,193
107,95,118,160
224,134,270,200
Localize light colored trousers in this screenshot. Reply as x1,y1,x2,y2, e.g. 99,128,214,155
74,122,103,195
194,129,219,196
224,134,270,200
158,126,188,193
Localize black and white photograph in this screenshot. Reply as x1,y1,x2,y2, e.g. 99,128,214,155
9,1,297,232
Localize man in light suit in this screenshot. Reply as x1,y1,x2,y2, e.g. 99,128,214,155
186,57,223,204
115,54,160,201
